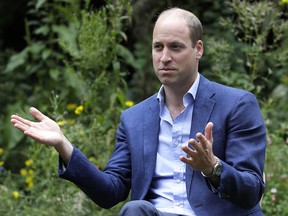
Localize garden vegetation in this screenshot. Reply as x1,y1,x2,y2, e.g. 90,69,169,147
0,0,287,215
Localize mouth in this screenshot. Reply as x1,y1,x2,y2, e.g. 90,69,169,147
158,67,176,72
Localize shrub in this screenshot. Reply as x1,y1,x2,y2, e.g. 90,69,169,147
0,0,132,215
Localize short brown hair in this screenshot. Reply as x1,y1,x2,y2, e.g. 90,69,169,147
156,8,203,47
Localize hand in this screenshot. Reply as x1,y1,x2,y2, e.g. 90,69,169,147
180,122,216,175
11,107,64,146
11,107,73,163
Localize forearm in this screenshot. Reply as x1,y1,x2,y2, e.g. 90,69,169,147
218,92,266,208
218,163,265,208
58,147,130,208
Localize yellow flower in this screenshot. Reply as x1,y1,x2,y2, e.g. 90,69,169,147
20,168,27,176
68,119,75,125
88,156,97,164
125,101,134,107
66,103,78,110
279,0,288,5
57,120,66,126
0,148,3,156
25,159,33,167
75,105,84,115
25,176,33,185
28,169,34,176
27,181,34,189
12,191,20,199
0,161,4,167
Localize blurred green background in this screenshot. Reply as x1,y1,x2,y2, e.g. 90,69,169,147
0,0,287,215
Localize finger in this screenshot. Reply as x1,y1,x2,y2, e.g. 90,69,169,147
11,115,22,123
29,107,47,122
195,122,214,150
188,138,204,153
11,115,32,127
180,155,193,165
12,119,30,133
205,122,213,142
182,142,199,158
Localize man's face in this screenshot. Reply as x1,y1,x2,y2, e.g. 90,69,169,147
152,14,203,90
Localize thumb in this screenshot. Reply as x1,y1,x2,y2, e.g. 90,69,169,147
29,107,47,122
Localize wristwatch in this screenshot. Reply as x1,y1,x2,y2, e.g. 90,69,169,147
201,156,222,178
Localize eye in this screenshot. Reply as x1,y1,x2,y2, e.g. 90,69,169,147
171,44,183,51
153,43,163,51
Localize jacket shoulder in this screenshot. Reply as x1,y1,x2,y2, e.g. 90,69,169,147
121,94,158,119
199,75,256,100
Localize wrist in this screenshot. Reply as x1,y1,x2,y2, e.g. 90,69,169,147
54,136,73,164
201,156,222,178
202,166,214,176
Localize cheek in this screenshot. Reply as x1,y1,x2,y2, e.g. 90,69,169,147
182,53,197,65
152,51,159,59
152,53,160,64
152,56,158,71
174,55,190,65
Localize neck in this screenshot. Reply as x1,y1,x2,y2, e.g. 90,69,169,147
163,87,186,120
162,74,197,119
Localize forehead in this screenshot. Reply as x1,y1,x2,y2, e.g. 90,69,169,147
153,15,191,44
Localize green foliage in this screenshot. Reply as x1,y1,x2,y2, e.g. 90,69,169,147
0,144,124,216
1,0,288,215
127,37,158,102
262,136,288,215
0,0,84,158
57,0,132,165
0,145,82,216
0,0,132,215
203,0,288,101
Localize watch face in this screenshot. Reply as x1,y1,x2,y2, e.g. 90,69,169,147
213,159,222,176
214,165,222,176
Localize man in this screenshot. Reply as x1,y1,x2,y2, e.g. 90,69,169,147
11,8,266,216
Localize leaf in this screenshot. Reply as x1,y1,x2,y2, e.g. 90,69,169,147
42,49,51,60
2,103,27,150
36,0,46,10
4,49,28,73
49,69,60,80
35,26,49,36
64,67,86,98
116,44,136,68
52,25,79,57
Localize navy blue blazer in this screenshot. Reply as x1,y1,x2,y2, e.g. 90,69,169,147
59,74,266,216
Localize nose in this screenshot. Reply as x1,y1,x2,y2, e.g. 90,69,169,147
160,48,172,63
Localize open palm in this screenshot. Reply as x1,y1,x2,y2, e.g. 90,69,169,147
11,107,64,147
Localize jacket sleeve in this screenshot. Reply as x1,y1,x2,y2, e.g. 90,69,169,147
216,91,266,209
58,120,132,209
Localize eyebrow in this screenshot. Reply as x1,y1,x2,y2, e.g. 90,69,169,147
153,40,185,45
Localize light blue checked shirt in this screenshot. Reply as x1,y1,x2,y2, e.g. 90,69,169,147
148,73,200,216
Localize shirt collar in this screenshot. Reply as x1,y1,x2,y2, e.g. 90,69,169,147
157,72,200,103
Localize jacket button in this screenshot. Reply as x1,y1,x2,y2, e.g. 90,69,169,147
221,192,230,199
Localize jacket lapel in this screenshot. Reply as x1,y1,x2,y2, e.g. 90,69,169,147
190,75,216,138
141,95,160,198
186,75,216,195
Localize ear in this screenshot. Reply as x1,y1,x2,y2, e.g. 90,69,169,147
195,40,204,60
